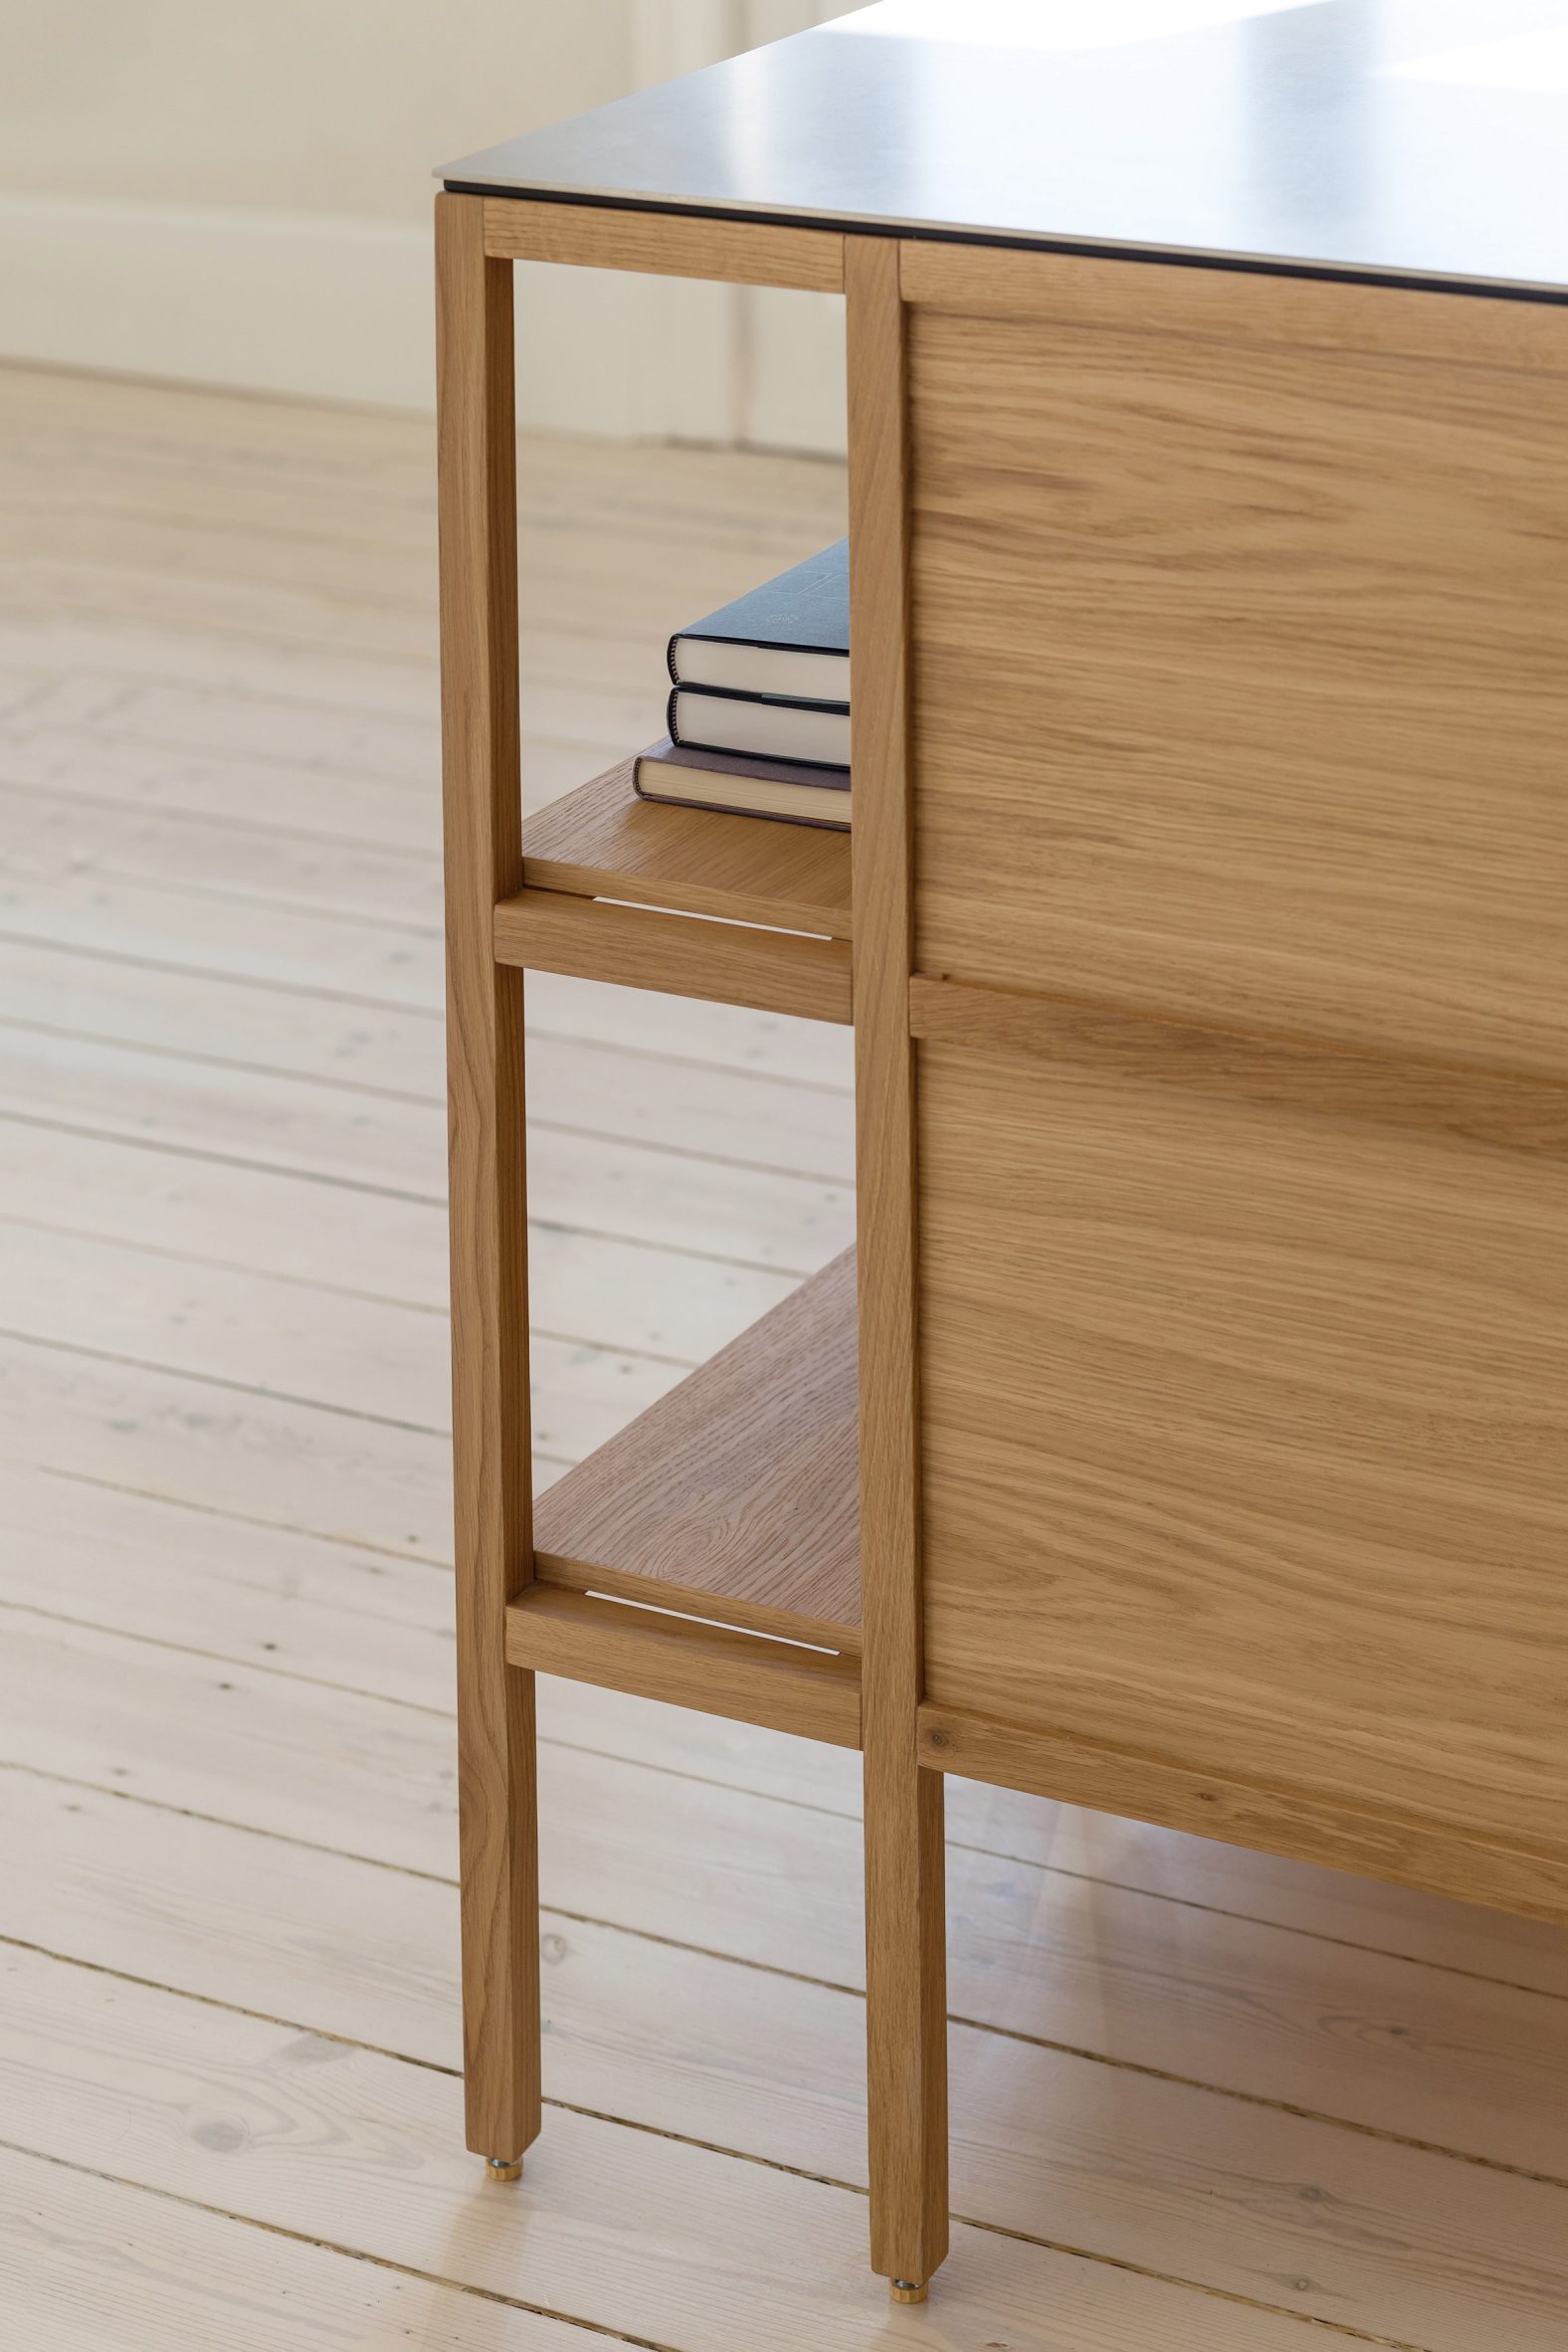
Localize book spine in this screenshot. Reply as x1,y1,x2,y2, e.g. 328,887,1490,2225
633,767,849,834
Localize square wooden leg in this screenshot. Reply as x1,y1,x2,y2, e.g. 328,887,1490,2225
846,230,950,2300
437,189,542,2169
459,1649,541,2166
864,1754,948,2294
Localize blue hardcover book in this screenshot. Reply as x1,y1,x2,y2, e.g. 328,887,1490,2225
667,539,849,705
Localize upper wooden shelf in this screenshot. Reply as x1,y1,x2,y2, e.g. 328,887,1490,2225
519,757,852,940
529,1247,860,1654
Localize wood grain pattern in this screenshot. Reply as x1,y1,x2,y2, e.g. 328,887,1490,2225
435,190,540,2166
907,291,1568,1078
908,974,1568,1157
521,757,853,937
918,1707,1568,1931
507,1586,862,1749
917,1043,1568,1872
482,196,846,291
846,233,948,2293
532,1249,859,1652
899,239,1568,373
494,885,853,1022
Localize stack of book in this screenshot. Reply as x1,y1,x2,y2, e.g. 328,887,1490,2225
633,539,851,831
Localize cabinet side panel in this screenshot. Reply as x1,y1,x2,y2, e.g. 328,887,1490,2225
917,1045,1568,1858
908,298,1568,1077
907,264,1568,1870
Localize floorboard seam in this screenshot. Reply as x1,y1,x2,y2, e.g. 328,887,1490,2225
9,1560,1566,2016
0,1104,843,1266
1,1824,1561,2200
0,1011,854,1114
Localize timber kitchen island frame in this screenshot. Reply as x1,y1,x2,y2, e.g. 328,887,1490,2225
435,4,1568,2304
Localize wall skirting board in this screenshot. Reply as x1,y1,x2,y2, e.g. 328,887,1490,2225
0,190,762,442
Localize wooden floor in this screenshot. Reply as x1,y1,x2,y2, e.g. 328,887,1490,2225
2,363,1567,2352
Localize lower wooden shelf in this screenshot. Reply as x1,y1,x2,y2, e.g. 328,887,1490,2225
530,1247,860,1652
511,1250,862,1741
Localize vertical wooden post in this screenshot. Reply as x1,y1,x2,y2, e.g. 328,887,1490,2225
435,191,541,2170
846,233,949,2298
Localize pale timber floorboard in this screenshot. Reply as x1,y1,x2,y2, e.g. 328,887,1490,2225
0,2145,593,2352
0,1026,853,1246
0,363,1564,2350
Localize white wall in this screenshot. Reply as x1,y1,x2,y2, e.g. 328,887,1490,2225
737,0,850,456
0,0,849,450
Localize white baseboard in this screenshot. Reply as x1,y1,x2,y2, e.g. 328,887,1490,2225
0,190,739,441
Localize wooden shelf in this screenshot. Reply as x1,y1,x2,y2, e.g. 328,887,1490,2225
519,757,852,938
498,781,858,1734
527,1248,860,1654
496,762,852,1021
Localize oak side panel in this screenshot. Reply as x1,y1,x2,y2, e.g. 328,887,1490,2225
917,1704,1568,1928
907,974,1568,1159
916,1043,1568,1866
900,240,1568,375
907,296,1568,1077
847,234,948,2291
435,192,540,2163
483,196,845,291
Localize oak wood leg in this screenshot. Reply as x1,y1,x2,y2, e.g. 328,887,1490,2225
844,233,950,2295
864,1753,948,2294
845,233,950,2298
436,190,541,2168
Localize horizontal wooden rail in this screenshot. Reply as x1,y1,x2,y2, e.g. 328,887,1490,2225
508,1586,862,1748
917,1704,1568,1927
484,197,845,291
496,887,852,1022
908,975,1568,1157
896,239,1568,375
